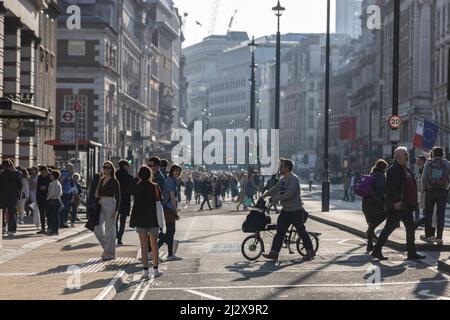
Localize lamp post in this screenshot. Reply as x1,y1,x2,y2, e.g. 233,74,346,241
322,0,331,212
272,0,285,130
391,0,400,159
249,36,258,173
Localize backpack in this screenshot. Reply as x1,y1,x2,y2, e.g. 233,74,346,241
428,159,449,188
355,174,375,198
242,210,271,233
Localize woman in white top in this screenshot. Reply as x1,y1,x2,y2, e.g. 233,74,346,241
17,167,30,224
46,170,63,235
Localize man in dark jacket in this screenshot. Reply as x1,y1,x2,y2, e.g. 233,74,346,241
116,160,134,245
36,166,51,234
148,156,166,192
0,159,22,238
372,147,425,261
199,177,213,211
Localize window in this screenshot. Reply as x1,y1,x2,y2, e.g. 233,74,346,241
308,115,314,128
68,40,86,56
309,98,314,110
308,136,314,150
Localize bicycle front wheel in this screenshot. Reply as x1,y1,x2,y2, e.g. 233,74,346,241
241,235,264,261
296,232,319,256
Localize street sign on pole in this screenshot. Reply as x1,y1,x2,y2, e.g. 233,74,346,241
390,129,400,143
388,115,403,129
73,102,82,113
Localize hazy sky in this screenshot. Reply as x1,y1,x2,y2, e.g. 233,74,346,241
173,0,337,47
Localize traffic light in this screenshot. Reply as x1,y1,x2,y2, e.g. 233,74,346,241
127,148,134,165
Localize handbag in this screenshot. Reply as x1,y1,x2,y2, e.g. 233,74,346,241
85,202,101,231
155,186,166,230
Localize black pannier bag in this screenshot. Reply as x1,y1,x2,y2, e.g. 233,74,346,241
242,210,271,233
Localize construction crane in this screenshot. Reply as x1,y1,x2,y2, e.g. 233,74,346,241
208,0,220,36
227,9,237,33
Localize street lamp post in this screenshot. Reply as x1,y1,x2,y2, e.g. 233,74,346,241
391,0,400,159
322,0,331,213
272,0,285,130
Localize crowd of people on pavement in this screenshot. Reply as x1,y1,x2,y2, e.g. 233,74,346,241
359,146,450,261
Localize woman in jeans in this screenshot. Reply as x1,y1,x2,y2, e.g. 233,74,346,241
362,160,388,254
128,166,163,279
94,161,121,261
159,164,182,261
46,170,62,235
17,167,30,225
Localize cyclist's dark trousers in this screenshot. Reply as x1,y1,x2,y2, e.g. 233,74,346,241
200,196,212,210
373,207,416,255
425,189,448,239
271,210,313,253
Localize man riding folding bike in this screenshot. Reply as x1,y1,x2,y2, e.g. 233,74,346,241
259,159,316,262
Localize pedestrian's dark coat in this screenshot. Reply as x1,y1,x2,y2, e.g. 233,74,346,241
116,168,134,213
362,168,386,216
385,161,417,211
0,169,22,206
128,178,159,228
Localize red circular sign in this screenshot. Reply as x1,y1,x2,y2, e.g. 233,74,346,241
73,102,82,113
388,115,403,129
63,112,73,122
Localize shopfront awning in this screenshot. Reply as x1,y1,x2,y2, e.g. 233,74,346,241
0,97,48,119
44,140,103,151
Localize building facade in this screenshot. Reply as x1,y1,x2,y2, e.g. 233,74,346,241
336,0,363,39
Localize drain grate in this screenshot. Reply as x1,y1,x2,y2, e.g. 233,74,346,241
0,257,135,277
208,243,241,254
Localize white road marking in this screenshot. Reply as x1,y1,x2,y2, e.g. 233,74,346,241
139,279,450,292
95,271,126,300
69,233,94,243
130,279,145,300
418,290,450,300
182,216,198,242
184,289,223,300
138,278,155,300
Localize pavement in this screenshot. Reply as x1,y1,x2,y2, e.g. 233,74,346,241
2,187,450,300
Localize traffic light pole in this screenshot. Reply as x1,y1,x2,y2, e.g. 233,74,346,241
391,0,400,160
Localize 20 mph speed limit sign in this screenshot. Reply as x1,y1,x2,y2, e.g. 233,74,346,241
388,115,403,129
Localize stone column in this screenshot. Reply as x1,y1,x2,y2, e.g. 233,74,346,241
2,17,22,164
19,30,37,168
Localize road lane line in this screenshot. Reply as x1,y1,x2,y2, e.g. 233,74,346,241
138,278,155,300
139,278,450,292
95,271,127,300
69,233,94,243
130,280,145,300
184,289,223,300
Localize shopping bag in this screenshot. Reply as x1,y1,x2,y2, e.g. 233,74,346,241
29,202,40,228
243,197,253,208
156,201,166,230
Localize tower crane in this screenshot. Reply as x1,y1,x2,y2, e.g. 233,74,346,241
227,9,238,33
208,0,220,36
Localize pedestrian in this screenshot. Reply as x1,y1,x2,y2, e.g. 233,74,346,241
199,176,213,211
349,172,356,202
148,156,166,191
115,160,134,246
245,173,257,207
159,164,182,261
160,159,169,179
59,163,75,228
184,176,194,205
69,173,83,227
128,166,163,279
36,166,51,234
415,155,427,221
230,175,239,201
94,161,121,261
236,173,248,211
46,169,63,235
214,176,222,208
421,147,450,245
28,167,38,217
362,160,388,254
0,159,22,238
308,171,314,192
343,173,350,201
194,174,201,204
17,167,30,225
261,159,315,261
371,147,425,261
86,173,101,221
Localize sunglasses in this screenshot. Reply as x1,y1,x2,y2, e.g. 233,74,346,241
103,166,112,170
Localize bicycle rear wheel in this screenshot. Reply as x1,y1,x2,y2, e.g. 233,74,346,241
296,232,319,256
241,235,264,261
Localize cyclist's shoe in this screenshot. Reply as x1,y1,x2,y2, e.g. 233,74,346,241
303,250,316,261
262,251,279,261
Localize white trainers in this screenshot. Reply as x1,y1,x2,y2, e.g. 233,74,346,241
172,240,179,255
143,269,149,279
152,269,163,278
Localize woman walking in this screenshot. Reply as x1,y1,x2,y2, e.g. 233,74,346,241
94,161,121,261
184,176,194,206
362,160,388,254
69,173,83,227
17,167,30,225
128,166,163,279
46,170,62,235
236,174,248,211
159,164,183,261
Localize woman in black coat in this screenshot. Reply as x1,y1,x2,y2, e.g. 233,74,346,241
362,159,388,254
128,166,162,279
